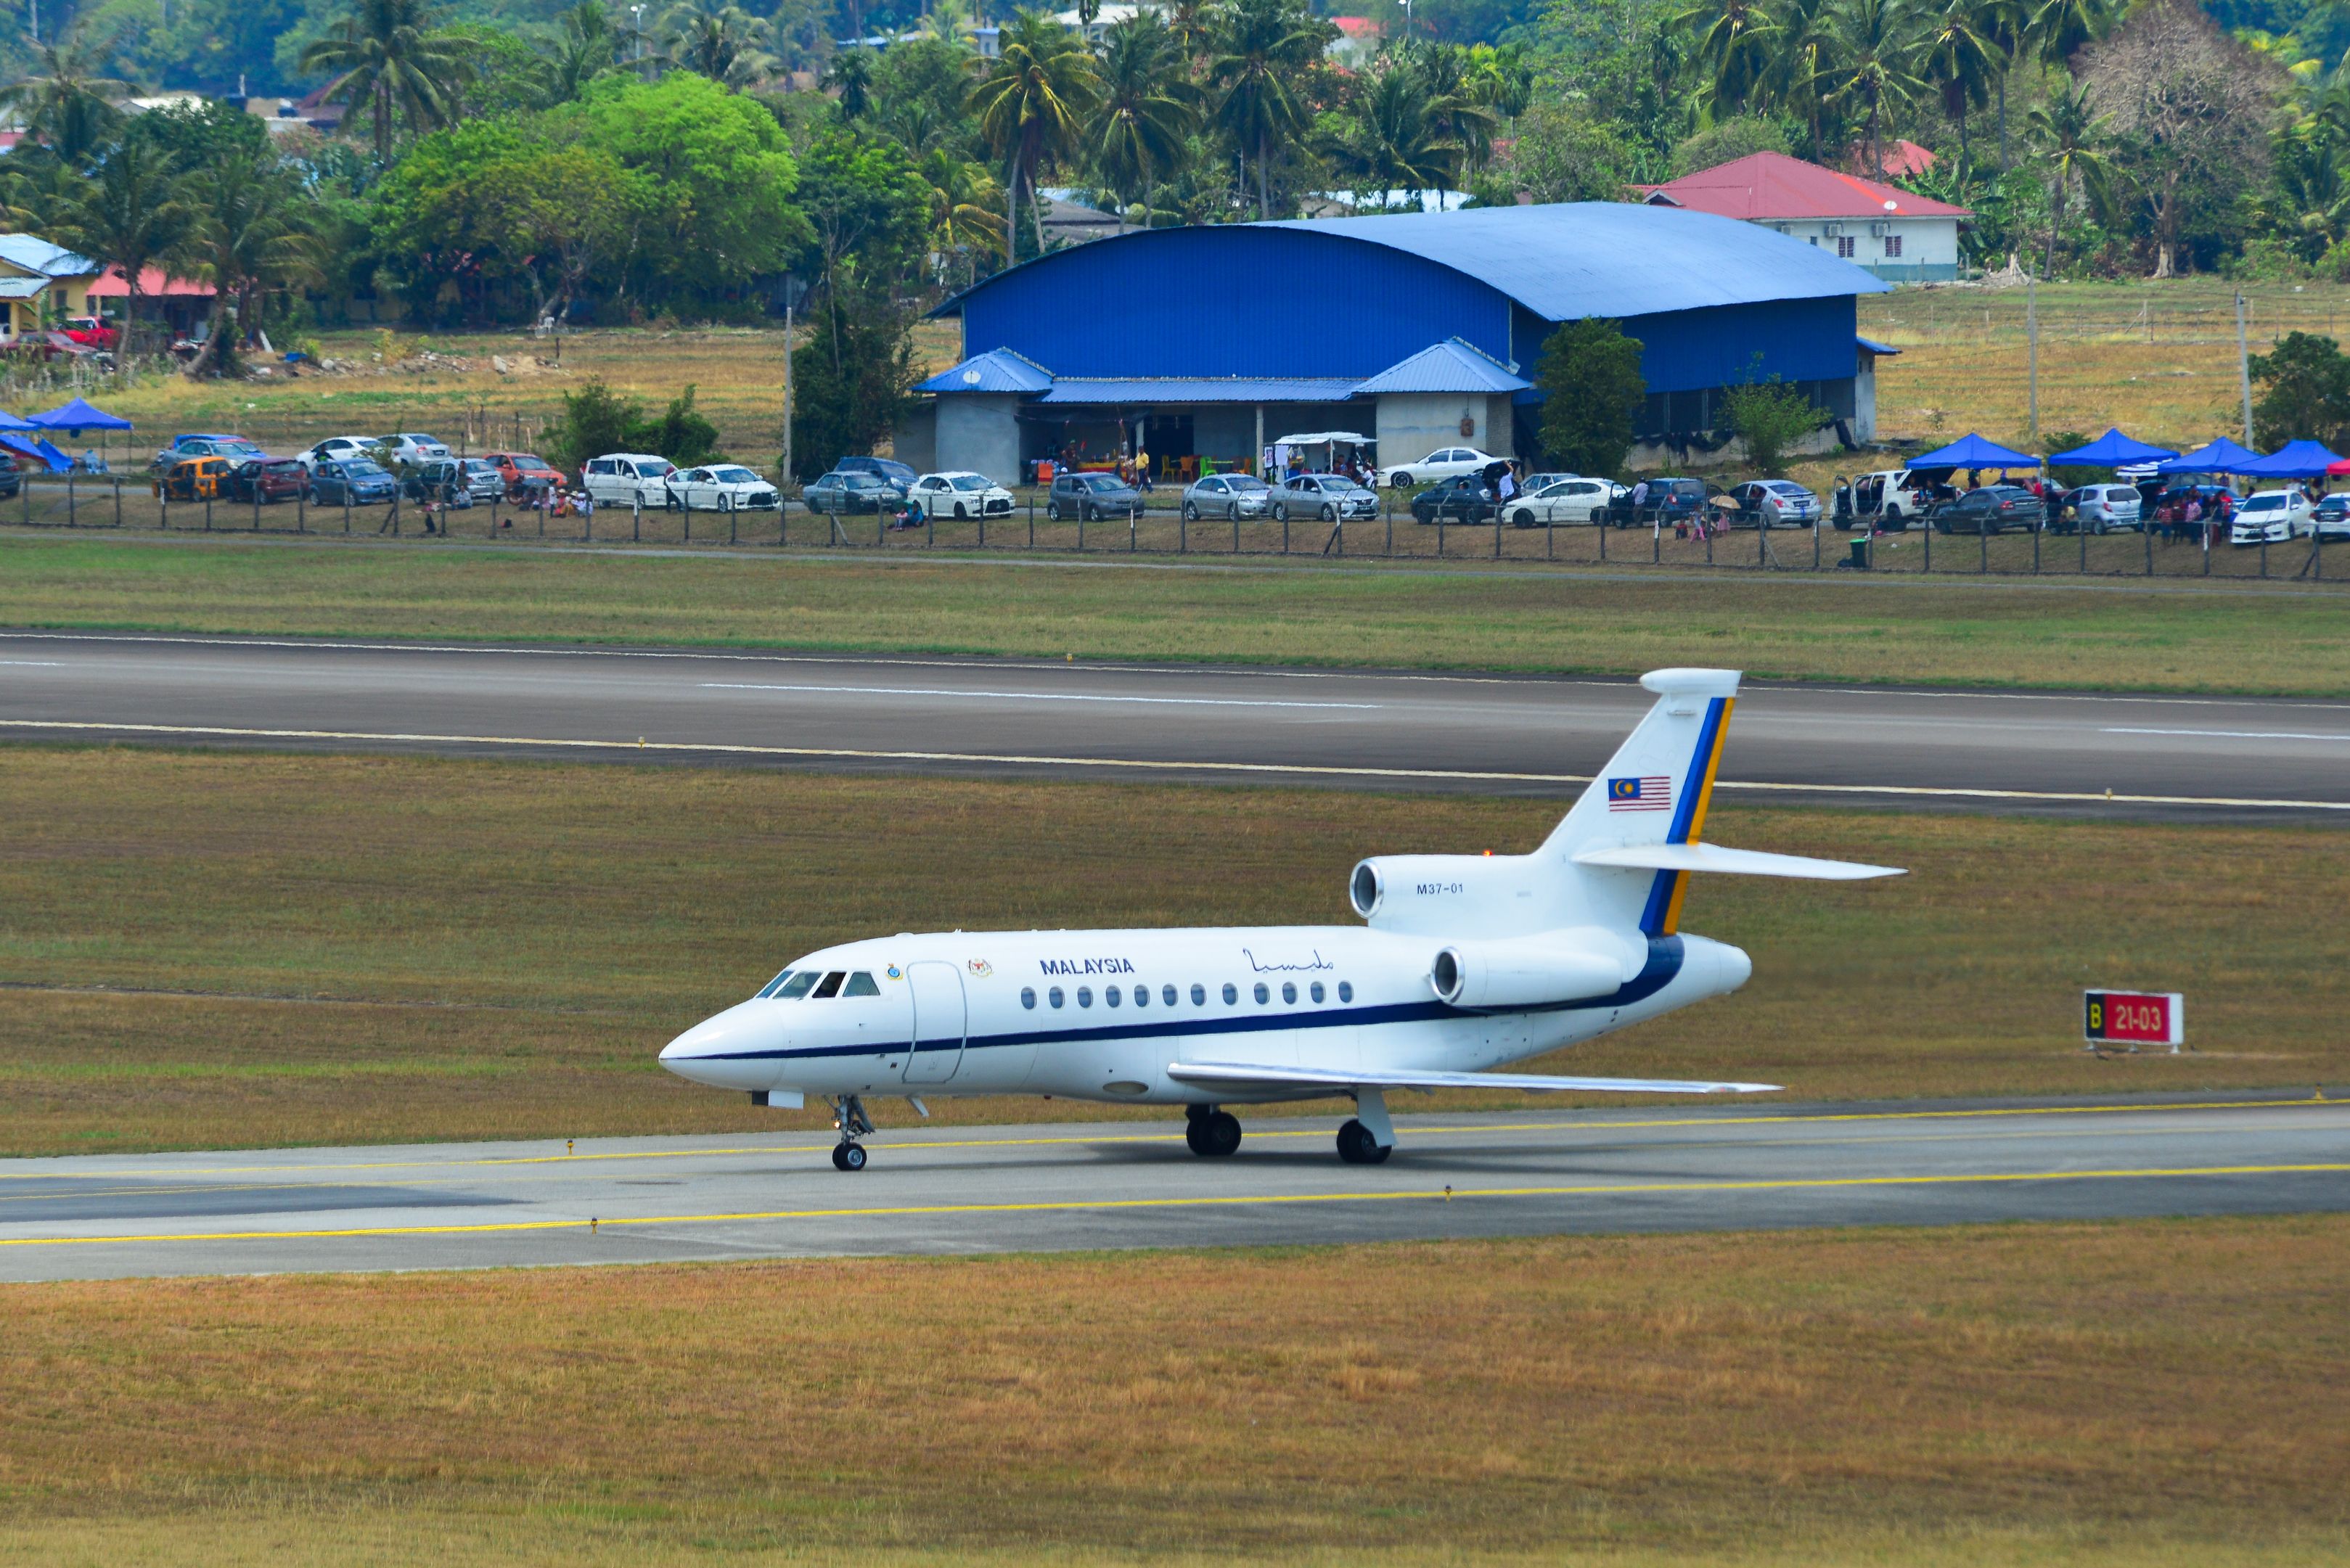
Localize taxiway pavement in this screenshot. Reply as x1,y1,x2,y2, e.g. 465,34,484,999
3,631,2349,818
4,1093,2343,1282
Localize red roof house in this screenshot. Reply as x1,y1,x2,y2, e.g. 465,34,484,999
1638,151,1968,282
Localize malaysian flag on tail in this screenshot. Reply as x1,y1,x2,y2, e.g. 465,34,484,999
1608,775,1673,812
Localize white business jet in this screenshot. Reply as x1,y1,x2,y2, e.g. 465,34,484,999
660,668,1901,1169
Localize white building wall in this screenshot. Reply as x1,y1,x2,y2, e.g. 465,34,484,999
926,395,1025,486
1760,216,1961,281
1375,393,1515,471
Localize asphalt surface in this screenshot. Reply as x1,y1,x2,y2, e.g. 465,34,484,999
3,1093,2342,1282
4,631,2350,819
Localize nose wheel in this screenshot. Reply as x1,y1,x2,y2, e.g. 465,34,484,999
829,1094,874,1172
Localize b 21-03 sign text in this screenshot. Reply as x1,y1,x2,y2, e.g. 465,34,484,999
2084,990,2185,1051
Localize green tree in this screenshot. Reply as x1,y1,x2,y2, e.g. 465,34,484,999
179,147,323,378
1720,375,1825,475
1920,0,1997,178
2028,73,2115,274
2249,331,2350,451
967,9,1101,262
920,150,1008,284
790,274,918,481
52,137,194,358
824,47,877,118
539,1,623,106
299,0,475,160
0,27,135,167
1337,64,1464,201
1811,0,1925,179
1668,113,1792,174
1485,102,1637,202
663,0,778,89
1087,12,1202,213
1670,0,1779,116
1534,317,1647,477
1207,0,1330,218
544,378,725,469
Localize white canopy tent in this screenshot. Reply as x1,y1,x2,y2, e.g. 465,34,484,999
1270,430,1375,477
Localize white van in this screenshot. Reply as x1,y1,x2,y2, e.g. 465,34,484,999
1848,469,1939,529
583,452,677,508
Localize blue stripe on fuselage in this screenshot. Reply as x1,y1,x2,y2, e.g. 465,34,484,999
685,937,1689,1064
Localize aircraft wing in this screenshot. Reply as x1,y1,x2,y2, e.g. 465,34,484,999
1572,842,1904,880
1165,1062,1780,1096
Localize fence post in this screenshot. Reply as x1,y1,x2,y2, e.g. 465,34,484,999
1922,519,1930,572
926,507,933,549
1759,516,1767,569
1599,517,1606,562
1028,493,1035,549
1704,517,1713,565
204,494,213,533
1653,514,1661,564
1077,508,1084,552
114,477,122,530
2261,534,2268,578
1812,520,1819,570
632,498,640,542
1178,507,1185,554
1280,510,1287,554
876,507,883,549
253,487,261,532
1385,508,1393,558
1545,522,1552,561
1980,521,1988,575
2145,524,2153,577
20,475,28,526
1437,517,1445,557
66,470,74,527
295,486,304,535
1232,509,1239,554
974,506,980,549
682,501,691,545
2031,522,2039,573
343,491,351,535
1492,515,1501,559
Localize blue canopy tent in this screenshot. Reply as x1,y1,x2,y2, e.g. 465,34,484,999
2233,439,2343,480
0,409,38,432
28,397,133,471
0,432,71,472
2048,428,2177,467
2156,437,2262,475
1907,432,2042,469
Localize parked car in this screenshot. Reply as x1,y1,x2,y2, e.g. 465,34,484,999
803,470,898,514
402,457,491,506
1182,472,1274,520
1505,476,1618,527
483,451,566,498
60,315,118,351
1519,471,1579,493
292,435,382,474
0,451,20,499
835,455,917,497
454,459,507,504
2230,488,2312,545
374,433,451,464
1047,470,1142,521
2054,483,2143,534
150,433,262,473
581,452,676,508
2312,493,2350,540
1378,445,1499,489
1623,477,1709,527
224,456,308,504
309,457,398,506
1847,468,1940,529
1724,480,1821,527
667,463,780,512
153,455,236,500
1271,472,1377,522
1930,485,2042,534
909,470,1013,519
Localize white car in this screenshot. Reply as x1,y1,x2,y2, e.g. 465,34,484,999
1504,476,1619,526
909,470,1014,519
1377,445,1501,489
1849,468,1939,528
374,432,451,464
295,435,382,473
666,463,779,512
583,452,677,507
2230,488,2312,545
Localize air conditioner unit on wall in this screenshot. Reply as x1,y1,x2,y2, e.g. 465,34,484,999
1825,223,1843,237
1868,221,1888,236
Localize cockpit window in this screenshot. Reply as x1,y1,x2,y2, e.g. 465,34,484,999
843,972,880,997
811,971,846,999
755,969,793,998
774,972,819,999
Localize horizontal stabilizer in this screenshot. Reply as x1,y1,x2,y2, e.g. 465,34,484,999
1573,842,1904,881
1166,1061,1779,1096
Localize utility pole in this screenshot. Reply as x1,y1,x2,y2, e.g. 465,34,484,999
781,302,794,491
2236,292,2255,445
2026,266,2039,441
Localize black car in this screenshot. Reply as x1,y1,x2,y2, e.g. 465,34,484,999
1047,471,1142,522
835,455,917,497
1930,484,2042,535
0,451,22,499
1411,474,1498,525
804,470,898,513
1619,477,1708,526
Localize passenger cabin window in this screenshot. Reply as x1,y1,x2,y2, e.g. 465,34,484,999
1222,983,1238,1004
1281,982,1297,1003
1310,982,1325,1003
1165,985,1179,1006
843,972,880,997
1338,981,1354,1002
1253,983,1270,1004
811,971,846,999
1190,985,1205,1004
1049,987,1065,1008
1077,987,1094,1008
1106,985,1122,1007
1021,987,1037,1009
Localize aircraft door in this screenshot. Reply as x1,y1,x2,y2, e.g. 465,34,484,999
903,962,967,1083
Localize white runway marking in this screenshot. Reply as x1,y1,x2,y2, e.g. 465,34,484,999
2103,726,2350,742
0,660,62,666
699,681,1380,710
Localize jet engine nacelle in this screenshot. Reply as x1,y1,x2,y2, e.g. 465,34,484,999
1429,928,1645,1009
1350,854,1552,937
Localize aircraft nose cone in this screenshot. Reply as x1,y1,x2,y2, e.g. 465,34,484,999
659,1003,780,1089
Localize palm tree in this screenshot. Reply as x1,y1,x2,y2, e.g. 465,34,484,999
2264,125,2350,264
50,139,195,361
0,28,135,168
967,9,1101,263
2028,73,2114,274
922,0,968,45
921,149,1009,285
1338,63,1462,201
1087,12,1202,214
1920,0,1995,178
540,1,623,104
179,151,324,378
1811,0,1925,179
2026,0,2109,70
663,0,778,88
1208,0,1330,219
299,0,475,161
1670,0,1780,117
824,45,875,116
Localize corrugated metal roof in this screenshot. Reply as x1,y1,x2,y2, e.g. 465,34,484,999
914,348,1055,395
0,234,97,277
1352,339,1529,394
1037,377,1362,404
1257,201,1888,320
1857,334,1901,356
1640,152,1971,222
0,276,48,299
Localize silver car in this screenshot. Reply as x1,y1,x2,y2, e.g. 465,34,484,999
2064,483,2142,534
1271,473,1378,521
1182,472,1274,520
1729,480,1820,525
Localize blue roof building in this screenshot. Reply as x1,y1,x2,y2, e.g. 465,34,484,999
898,202,1892,485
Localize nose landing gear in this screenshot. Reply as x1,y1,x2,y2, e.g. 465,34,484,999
829,1094,874,1171
1184,1103,1242,1157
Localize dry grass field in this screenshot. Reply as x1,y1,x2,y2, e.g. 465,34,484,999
1,747,2341,1157
7,532,2349,694
1,1217,2344,1562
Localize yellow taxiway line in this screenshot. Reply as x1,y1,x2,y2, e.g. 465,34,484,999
4,718,2346,811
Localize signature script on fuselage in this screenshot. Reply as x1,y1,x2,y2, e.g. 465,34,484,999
1242,947,1334,974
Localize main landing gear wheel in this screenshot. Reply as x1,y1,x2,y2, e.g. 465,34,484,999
1184,1106,1242,1157
831,1142,867,1171
1336,1119,1390,1165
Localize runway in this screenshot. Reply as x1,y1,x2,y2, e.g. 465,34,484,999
4,631,2350,818
3,1093,2344,1282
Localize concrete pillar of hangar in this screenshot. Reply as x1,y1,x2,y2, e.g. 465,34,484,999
926,393,1025,487
1253,405,1264,475
1852,352,1880,443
